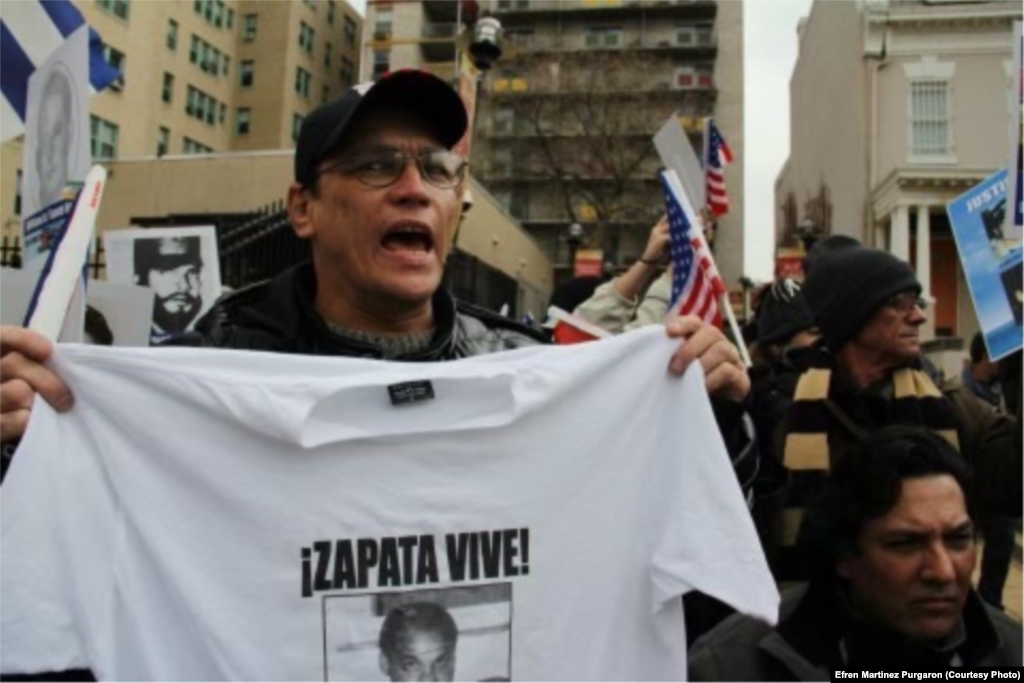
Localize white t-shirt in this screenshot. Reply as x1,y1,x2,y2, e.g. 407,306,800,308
1,327,777,681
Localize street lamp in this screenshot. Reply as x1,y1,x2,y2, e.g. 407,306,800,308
565,222,585,275
469,16,503,71
797,217,821,253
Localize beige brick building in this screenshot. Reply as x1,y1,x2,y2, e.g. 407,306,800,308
1,0,363,239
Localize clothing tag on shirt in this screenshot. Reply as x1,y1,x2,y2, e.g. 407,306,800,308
387,380,435,406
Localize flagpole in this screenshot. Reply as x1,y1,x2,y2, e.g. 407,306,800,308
692,213,753,369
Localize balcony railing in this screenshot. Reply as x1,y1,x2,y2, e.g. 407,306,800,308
493,0,715,13
503,31,716,52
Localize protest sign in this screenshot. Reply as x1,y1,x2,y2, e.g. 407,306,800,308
654,114,706,210
20,26,90,267
946,169,1023,361
103,226,222,345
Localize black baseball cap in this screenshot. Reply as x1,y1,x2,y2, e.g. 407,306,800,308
294,69,468,187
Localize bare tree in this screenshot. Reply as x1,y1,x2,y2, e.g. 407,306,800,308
481,49,712,263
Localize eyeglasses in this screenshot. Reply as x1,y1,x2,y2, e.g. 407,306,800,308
320,146,468,190
884,291,928,313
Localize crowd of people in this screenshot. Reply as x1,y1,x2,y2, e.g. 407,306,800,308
0,69,1020,679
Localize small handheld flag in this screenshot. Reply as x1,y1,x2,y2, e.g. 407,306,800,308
704,118,733,218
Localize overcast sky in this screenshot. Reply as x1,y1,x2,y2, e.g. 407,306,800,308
743,0,813,281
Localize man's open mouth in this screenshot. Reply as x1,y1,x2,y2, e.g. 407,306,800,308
382,223,435,253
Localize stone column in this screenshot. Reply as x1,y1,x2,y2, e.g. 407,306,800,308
890,204,910,262
915,205,935,341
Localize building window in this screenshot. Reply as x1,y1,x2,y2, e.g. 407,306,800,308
292,114,304,143
222,55,230,77
237,108,251,135
583,27,622,48
343,15,357,46
304,0,316,9
157,127,170,156
372,49,390,79
322,85,330,103
909,80,952,157
374,8,392,40
328,1,336,25
295,67,311,98
190,35,225,76
219,102,226,124
167,19,179,50
243,14,258,41
103,45,125,72
183,137,213,154
195,0,227,29
90,116,119,159
299,22,315,53
240,60,254,87
226,8,234,29
161,72,174,103
96,0,129,20
14,170,22,216
185,85,219,125
324,42,332,68
340,57,354,88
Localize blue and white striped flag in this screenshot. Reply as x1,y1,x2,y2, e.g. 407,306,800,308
1,0,121,142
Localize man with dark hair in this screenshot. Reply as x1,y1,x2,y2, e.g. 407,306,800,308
133,236,204,343
772,246,1020,580
379,602,458,682
689,426,1023,679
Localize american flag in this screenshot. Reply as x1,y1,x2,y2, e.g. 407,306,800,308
1,0,121,141
661,170,726,325
704,118,734,217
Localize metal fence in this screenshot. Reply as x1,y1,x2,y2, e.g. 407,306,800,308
2,206,523,318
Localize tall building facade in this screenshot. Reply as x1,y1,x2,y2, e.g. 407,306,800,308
775,0,1020,344
360,0,744,287
1,0,363,238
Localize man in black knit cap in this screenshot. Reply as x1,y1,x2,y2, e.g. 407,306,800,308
771,245,1021,581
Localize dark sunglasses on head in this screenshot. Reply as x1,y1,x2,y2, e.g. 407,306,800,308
319,146,468,189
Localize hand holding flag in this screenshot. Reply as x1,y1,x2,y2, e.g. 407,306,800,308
661,169,752,368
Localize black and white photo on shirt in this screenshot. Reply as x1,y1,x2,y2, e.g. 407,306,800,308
324,584,512,682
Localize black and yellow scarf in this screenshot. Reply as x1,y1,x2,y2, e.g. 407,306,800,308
777,354,960,555
784,364,959,472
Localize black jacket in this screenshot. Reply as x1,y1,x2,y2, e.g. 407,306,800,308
176,263,546,358
690,582,1023,680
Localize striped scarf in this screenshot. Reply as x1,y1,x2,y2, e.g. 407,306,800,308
776,358,960,559
784,365,959,472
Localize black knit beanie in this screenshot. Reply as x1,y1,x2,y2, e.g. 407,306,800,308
757,279,816,347
803,246,921,352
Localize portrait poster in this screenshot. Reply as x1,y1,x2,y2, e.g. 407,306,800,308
103,226,222,345
946,169,1023,361
21,26,91,267
323,584,512,682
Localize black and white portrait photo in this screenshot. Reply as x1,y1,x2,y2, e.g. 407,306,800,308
21,27,90,223
103,226,222,345
324,584,512,682
19,27,91,269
